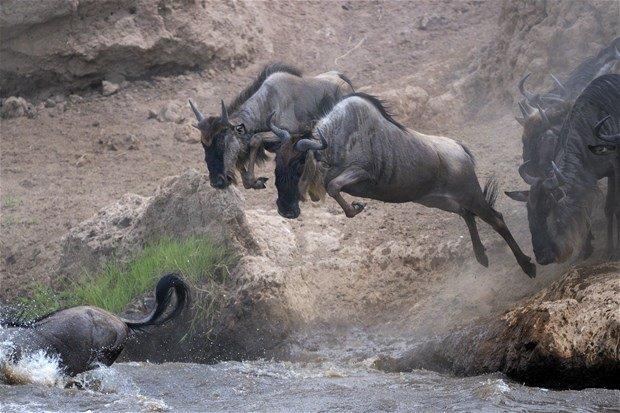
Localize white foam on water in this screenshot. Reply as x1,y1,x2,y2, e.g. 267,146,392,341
0,349,66,386
71,363,137,394
473,378,512,399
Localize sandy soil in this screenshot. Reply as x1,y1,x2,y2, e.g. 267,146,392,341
0,0,607,331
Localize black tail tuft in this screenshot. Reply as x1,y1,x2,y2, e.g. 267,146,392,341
123,273,190,330
483,177,500,209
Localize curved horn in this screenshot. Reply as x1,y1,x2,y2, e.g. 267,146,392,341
294,128,329,152
518,101,535,118
551,161,567,185
518,73,539,103
536,104,551,128
220,99,229,124
594,115,620,143
539,93,566,104
549,74,567,96
518,161,540,186
267,112,291,142
189,99,205,122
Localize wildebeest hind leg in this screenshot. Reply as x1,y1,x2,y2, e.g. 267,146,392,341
326,167,371,218
461,210,489,267
473,205,536,278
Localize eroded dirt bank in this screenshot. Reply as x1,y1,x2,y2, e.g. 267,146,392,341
1,0,619,391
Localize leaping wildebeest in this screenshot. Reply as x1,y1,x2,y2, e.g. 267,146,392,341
268,93,536,278
188,63,354,190
0,273,189,378
506,74,620,263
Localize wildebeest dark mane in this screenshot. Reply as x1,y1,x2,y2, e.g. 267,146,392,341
227,62,303,114
345,92,408,132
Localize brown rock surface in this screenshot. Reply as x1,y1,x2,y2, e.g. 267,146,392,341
375,262,620,389
0,0,269,96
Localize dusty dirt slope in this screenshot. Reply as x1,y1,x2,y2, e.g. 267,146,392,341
0,0,617,351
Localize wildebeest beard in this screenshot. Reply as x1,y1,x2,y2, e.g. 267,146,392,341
528,179,598,265
275,147,307,219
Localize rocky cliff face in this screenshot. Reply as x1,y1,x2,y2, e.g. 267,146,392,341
0,0,269,96
374,262,620,389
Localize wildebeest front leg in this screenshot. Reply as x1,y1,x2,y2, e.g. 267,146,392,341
326,167,370,218
461,211,489,267
241,136,269,189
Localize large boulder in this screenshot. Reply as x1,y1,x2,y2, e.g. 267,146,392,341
57,168,259,279
0,0,269,96
374,262,620,389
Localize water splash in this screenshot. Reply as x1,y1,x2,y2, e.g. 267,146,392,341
0,349,65,386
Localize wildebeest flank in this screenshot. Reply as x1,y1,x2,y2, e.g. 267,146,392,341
270,93,536,278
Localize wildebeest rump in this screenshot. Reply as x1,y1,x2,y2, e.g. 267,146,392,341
270,93,536,278
0,273,189,377
507,74,620,264
188,62,354,190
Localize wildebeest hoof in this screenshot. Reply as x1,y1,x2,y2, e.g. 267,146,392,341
476,252,489,268
252,177,268,189
345,202,365,218
521,260,537,279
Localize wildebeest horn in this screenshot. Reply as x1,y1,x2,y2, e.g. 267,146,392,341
189,99,205,122
549,74,567,96
518,101,534,118
518,161,540,186
267,112,291,142
594,115,620,143
536,104,550,128
294,128,328,152
518,73,539,103
550,161,567,185
220,99,229,124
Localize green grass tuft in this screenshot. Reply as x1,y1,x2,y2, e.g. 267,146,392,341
2,196,22,209
17,236,235,317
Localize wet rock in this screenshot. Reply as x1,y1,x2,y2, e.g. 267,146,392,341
1,96,36,119
97,133,140,151
173,124,200,144
101,80,120,96
44,98,56,108
374,262,620,389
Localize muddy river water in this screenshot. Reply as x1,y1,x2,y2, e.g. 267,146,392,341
2,358,619,412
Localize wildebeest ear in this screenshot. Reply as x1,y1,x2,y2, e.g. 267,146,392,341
505,190,530,202
588,144,616,155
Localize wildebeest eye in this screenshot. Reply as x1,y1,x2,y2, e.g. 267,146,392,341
234,124,246,134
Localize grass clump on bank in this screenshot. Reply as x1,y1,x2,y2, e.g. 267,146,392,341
18,236,235,317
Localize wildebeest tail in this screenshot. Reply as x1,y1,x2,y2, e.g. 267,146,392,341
483,176,499,209
122,273,190,329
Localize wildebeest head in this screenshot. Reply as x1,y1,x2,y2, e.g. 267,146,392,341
506,161,592,265
269,115,327,219
189,99,249,189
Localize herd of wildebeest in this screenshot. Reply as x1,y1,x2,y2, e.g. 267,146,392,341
1,38,618,380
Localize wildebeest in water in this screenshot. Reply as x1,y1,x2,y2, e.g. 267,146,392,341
188,62,353,190
269,93,536,278
0,273,189,378
507,74,620,263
